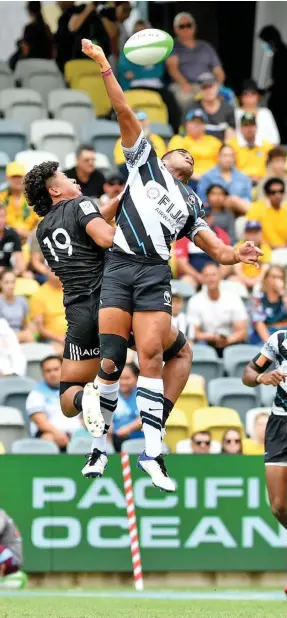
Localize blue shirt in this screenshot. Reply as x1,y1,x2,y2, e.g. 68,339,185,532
197,166,252,202
113,388,142,439
117,51,164,91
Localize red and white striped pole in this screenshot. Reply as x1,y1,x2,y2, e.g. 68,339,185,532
121,451,144,591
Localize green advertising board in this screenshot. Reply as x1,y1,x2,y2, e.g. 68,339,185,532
1,455,287,572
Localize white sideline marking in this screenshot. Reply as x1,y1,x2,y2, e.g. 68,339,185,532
0,590,285,601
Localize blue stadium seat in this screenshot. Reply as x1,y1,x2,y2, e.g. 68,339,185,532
192,344,223,382
80,120,120,164
0,120,27,161
223,344,261,377
208,377,259,423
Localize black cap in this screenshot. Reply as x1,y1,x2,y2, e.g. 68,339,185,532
198,72,216,87
242,78,259,94
241,112,257,126
245,220,262,232
105,173,125,185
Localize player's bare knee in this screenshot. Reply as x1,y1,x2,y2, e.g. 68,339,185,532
102,358,117,374
140,349,163,375
270,497,287,520
180,341,193,364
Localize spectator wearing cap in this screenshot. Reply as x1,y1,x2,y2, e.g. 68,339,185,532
247,177,287,248
197,144,252,214
227,113,273,184
166,12,225,113
189,73,235,142
114,111,166,178
0,162,38,240
256,147,287,200
235,79,280,145
99,174,125,208
65,144,105,199
174,203,231,288
168,109,221,181
233,221,272,290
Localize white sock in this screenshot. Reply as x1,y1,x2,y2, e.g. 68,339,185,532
91,379,119,453
136,376,163,458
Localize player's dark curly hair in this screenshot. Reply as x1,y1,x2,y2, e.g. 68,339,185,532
24,161,59,217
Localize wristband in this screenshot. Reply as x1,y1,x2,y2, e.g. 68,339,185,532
233,248,240,264
101,67,112,76
256,374,262,384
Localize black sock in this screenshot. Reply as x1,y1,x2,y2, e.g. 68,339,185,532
162,397,174,428
73,390,83,412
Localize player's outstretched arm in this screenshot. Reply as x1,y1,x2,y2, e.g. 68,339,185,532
99,194,123,223
194,228,263,266
86,218,115,249
242,356,284,387
82,39,141,148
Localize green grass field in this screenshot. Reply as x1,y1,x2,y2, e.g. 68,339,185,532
0,594,286,618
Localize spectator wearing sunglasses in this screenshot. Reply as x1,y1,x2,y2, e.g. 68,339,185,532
247,177,287,248
166,12,225,114
221,429,242,454
99,174,125,208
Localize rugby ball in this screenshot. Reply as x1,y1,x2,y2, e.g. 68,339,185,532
123,28,174,66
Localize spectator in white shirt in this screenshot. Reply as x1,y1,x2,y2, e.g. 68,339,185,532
0,318,26,376
235,79,280,145
26,355,81,450
186,262,248,356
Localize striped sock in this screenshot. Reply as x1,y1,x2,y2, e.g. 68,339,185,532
137,376,163,458
91,380,119,452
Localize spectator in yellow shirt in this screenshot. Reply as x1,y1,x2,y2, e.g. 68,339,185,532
233,220,272,290
168,109,221,180
247,177,287,248
0,162,38,240
114,110,166,178
227,112,272,183
30,269,66,356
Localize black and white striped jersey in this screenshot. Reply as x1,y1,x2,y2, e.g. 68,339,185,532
113,132,209,262
260,330,287,415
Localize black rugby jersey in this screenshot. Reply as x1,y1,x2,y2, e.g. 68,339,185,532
37,196,105,306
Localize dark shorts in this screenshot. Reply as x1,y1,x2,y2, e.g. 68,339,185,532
265,413,287,464
100,253,172,315
63,292,100,361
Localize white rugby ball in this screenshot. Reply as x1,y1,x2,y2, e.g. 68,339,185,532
123,28,174,66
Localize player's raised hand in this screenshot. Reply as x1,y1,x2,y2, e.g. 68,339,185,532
237,240,264,268
81,39,109,70
260,370,285,386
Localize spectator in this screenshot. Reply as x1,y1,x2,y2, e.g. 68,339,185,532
114,111,166,178
0,509,26,588
55,1,78,72
247,177,287,248
190,73,235,141
176,430,212,454
29,230,49,285
0,270,34,343
26,355,81,450
174,203,230,287
109,363,142,452
256,147,287,200
20,1,54,60
0,318,26,377
235,78,280,145
99,1,131,57
65,145,105,199
0,163,38,240
250,265,287,344
168,109,221,181
68,2,111,59
166,12,224,113
117,19,180,133
0,205,26,276
243,412,269,455
99,174,125,208
221,429,242,454
205,184,235,244
233,221,272,291
29,269,66,355
187,262,248,356
259,25,287,144
171,287,187,335
227,113,272,184
197,145,252,214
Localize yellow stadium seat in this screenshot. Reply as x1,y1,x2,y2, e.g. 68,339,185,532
71,74,111,116
15,277,40,298
191,406,244,442
124,89,168,123
64,59,101,85
175,376,207,430
165,408,189,453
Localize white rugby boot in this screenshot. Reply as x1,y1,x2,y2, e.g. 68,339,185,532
137,452,175,492
82,448,108,478
82,382,105,437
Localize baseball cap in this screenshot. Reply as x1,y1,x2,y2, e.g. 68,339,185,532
186,108,208,123
245,220,262,232
105,173,125,185
242,78,259,94
135,110,148,121
241,112,257,126
198,72,216,87
6,161,26,177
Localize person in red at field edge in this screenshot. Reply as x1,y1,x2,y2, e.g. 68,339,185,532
174,203,231,288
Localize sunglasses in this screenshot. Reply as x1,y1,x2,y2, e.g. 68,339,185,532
224,438,241,444
194,440,211,446
268,189,284,195
178,23,193,29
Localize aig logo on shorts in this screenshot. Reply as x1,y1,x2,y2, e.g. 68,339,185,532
164,291,171,306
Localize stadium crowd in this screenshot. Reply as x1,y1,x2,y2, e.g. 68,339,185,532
0,2,286,457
